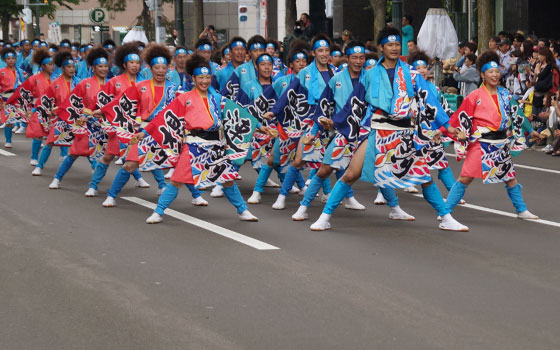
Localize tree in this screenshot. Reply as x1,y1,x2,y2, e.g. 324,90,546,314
192,0,203,45
285,0,296,36
0,0,22,41
370,0,387,42
477,0,493,52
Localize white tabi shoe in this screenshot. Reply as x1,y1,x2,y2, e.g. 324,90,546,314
404,186,419,193
84,188,98,197
321,193,330,203
192,196,208,206
210,185,224,198
102,196,116,207
272,194,286,210
305,178,312,186
265,179,280,188
247,191,262,204
30,159,38,166
389,206,415,221
298,185,308,196
289,185,300,194
15,126,26,134
48,178,60,189
310,213,331,231
164,168,175,179
437,216,442,221
115,158,123,165
134,178,151,188
31,167,42,176
439,214,469,231
156,187,165,195
517,210,539,220
344,196,366,210
146,212,163,224
4,142,12,148
292,206,309,221
239,210,259,222
459,199,466,205
374,191,387,205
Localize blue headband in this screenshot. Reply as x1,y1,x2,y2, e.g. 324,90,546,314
290,52,307,62
412,60,427,68
223,48,230,55
197,44,212,51
72,46,78,51
5,44,11,48
12,43,18,47
266,43,276,49
104,44,114,49
193,66,211,76
138,46,145,51
61,59,74,67
93,57,108,66
150,56,168,66
86,45,93,50
41,57,53,65
48,48,56,53
124,53,141,63
331,51,342,57
39,42,48,48
79,47,85,53
4,52,16,58
61,42,70,48
249,42,264,51
230,41,246,50
175,48,188,56
345,46,365,56
366,59,377,67
380,35,400,45
256,54,273,65
21,40,30,45
481,61,499,72
188,49,193,55
312,39,329,51
32,40,40,46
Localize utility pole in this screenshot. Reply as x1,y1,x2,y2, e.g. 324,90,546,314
174,0,184,46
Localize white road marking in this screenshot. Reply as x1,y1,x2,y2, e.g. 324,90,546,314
122,196,280,251
0,149,16,156
444,152,560,175
412,194,560,228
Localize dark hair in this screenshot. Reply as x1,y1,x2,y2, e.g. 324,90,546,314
229,36,247,49
60,38,71,47
301,13,309,20
490,36,500,43
186,53,210,76
514,33,525,43
54,50,73,67
404,15,413,25
407,39,417,45
345,40,365,55
247,35,266,50
311,33,331,49
476,50,500,73
466,53,477,63
330,43,342,53
365,42,378,53
538,38,550,47
407,50,430,65
102,39,116,48
48,43,59,51
465,42,477,53
266,39,278,50
72,42,80,49
521,40,534,60
143,44,172,67
498,31,508,37
1,47,16,60
207,25,215,31
114,42,141,68
195,38,212,49
32,48,51,66
135,41,146,49
288,39,310,63
86,47,109,66
365,52,379,60
376,26,401,45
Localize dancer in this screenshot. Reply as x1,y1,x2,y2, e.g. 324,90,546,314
0,46,26,148
446,51,539,220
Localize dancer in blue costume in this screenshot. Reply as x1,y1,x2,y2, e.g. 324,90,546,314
265,34,338,211
215,37,247,90
309,27,469,232
247,41,314,204
293,41,414,221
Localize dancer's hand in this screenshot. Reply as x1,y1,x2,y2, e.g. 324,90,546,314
262,112,275,120
318,117,333,130
302,135,315,145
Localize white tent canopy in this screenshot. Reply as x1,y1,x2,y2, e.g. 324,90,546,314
122,26,149,45
417,8,459,60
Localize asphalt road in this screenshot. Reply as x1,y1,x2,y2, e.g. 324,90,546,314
1,136,559,350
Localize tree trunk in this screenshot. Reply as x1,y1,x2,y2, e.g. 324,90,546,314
370,0,387,43
139,1,153,41
193,0,203,45
477,0,494,52
2,14,10,41
285,0,296,36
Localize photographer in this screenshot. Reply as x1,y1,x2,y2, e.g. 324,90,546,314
198,25,218,49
